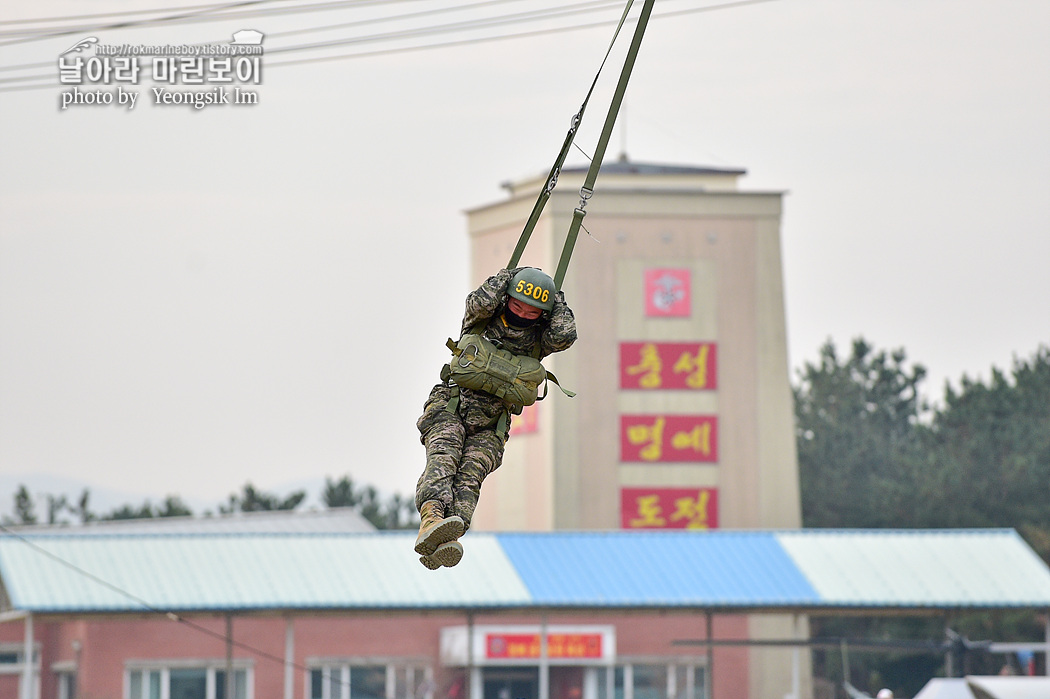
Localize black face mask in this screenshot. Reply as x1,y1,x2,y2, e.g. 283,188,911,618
502,304,541,328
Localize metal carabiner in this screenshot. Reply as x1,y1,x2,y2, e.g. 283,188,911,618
458,343,479,367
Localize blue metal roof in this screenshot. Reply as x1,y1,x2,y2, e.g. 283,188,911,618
1,529,1048,614
499,532,818,607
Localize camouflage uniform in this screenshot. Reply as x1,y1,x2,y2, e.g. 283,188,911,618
415,267,577,529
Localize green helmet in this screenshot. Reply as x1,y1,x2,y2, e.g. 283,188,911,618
507,267,556,311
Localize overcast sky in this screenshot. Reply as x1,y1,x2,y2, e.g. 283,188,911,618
1,0,1048,517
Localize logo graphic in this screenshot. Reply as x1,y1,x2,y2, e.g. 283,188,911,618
61,37,98,56
56,31,265,112
644,268,691,317
231,30,264,45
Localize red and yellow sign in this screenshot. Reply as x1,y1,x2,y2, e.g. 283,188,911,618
485,633,603,659
620,342,717,390
621,488,719,529
620,415,718,462
644,268,691,317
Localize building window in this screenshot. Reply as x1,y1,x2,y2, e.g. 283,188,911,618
632,665,666,699
126,666,250,699
593,663,706,699
309,663,431,699
0,643,40,667
57,671,77,699
594,666,624,699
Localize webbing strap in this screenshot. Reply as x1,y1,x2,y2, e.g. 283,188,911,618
496,410,510,443
445,384,460,415
506,0,637,273
554,0,655,289
545,370,576,398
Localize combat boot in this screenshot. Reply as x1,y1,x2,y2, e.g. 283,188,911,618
419,540,464,570
414,500,465,556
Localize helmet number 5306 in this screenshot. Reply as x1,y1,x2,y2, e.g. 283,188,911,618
515,280,549,304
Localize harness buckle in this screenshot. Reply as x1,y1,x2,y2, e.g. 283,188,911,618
574,186,594,218
458,343,479,367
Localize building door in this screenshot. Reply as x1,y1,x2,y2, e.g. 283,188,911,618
483,668,538,699
550,667,584,699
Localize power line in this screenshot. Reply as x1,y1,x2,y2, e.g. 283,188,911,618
0,0,536,72
264,0,629,56
0,0,782,93
0,1,274,26
265,0,568,41
0,1,276,45
0,0,629,87
267,0,780,67
0,0,434,42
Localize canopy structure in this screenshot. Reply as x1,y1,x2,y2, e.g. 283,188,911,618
1,529,1049,615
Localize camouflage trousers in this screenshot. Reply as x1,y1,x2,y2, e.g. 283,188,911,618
415,384,507,531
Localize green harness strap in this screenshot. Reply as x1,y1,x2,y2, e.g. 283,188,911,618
447,0,654,432
507,0,639,274
554,0,655,289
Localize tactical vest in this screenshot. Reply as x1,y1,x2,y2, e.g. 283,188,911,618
444,332,547,408
442,321,574,439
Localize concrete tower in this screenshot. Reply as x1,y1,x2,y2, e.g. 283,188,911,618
467,159,800,535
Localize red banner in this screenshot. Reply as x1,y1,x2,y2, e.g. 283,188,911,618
486,634,603,659
620,415,718,462
620,342,717,390
621,487,719,529
644,268,691,317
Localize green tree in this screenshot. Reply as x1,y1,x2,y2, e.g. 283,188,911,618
220,482,305,513
917,346,1050,560
322,475,418,530
795,342,1050,696
13,485,36,525
383,493,418,530
104,502,156,520
46,493,69,525
794,338,928,528
73,488,96,524
94,494,191,521
323,475,359,508
157,495,193,518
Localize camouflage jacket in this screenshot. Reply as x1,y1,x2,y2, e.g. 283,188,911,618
442,267,577,425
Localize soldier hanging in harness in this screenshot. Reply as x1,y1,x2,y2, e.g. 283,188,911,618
413,267,577,569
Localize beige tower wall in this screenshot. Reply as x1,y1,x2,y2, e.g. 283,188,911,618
468,175,801,533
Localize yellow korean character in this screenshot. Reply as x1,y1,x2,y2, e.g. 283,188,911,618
672,345,711,388
671,422,712,456
627,416,665,461
670,491,711,529
625,343,662,388
629,495,667,527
